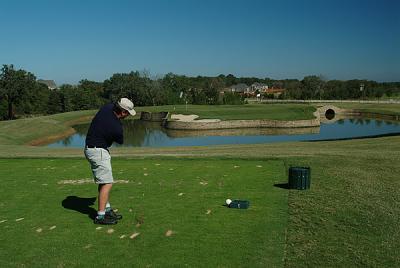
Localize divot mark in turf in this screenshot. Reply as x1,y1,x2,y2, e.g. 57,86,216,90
155,163,161,166
36,228,43,233
178,193,184,196
256,165,263,168
107,229,114,234
169,168,174,171
96,227,103,230
206,209,212,215
58,179,129,185
84,244,92,249
0,220,7,223
42,183,48,186
234,165,240,168
120,235,126,239
199,181,208,186
143,173,148,176
49,226,56,230
136,215,145,225
165,230,174,237
15,218,24,222
130,232,140,239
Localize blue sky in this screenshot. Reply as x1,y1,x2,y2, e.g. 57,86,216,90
0,0,399,84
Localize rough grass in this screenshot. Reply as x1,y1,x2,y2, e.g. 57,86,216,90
0,158,288,267
284,154,400,267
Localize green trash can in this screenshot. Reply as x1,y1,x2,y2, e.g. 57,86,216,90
288,167,311,190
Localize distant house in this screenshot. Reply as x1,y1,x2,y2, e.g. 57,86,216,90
226,83,249,94
250,82,268,92
37,79,57,90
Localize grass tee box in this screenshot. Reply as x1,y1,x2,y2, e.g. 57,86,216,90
0,158,288,267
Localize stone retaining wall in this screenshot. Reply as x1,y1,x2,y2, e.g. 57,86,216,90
165,126,320,137
140,111,169,122
166,118,320,130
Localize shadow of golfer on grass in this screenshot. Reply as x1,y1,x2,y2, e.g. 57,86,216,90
273,183,290,189
62,196,97,220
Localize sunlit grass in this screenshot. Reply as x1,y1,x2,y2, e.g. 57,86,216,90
0,158,288,267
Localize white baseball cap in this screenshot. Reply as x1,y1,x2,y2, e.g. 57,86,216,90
117,98,136,116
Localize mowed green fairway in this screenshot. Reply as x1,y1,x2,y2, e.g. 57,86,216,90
0,158,288,267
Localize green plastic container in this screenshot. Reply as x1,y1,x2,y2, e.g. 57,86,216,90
288,167,311,190
228,200,250,209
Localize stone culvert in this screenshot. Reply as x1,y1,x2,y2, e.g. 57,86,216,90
317,105,359,123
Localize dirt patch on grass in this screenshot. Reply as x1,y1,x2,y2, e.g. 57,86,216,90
58,179,130,185
165,230,174,237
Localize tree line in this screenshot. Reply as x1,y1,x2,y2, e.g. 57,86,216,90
0,64,399,120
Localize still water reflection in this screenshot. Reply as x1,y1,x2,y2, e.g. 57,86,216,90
47,118,400,148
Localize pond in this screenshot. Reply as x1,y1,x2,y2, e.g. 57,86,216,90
47,117,400,148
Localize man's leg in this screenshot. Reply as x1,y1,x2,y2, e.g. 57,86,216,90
98,183,112,212
94,183,117,224
99,184,123,220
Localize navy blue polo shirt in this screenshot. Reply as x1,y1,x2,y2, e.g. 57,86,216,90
85,103,123,148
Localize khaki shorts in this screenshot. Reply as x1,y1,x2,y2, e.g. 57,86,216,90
84,147,113,184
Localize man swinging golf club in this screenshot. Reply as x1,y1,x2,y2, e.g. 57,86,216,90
84,97,136,224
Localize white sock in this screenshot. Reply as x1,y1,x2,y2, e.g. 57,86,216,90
97,211,105,218
106,202,111,211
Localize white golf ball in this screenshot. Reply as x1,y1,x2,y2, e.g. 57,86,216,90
226,199,232,205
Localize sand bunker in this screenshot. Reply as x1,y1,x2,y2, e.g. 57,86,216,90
171,114,220,122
